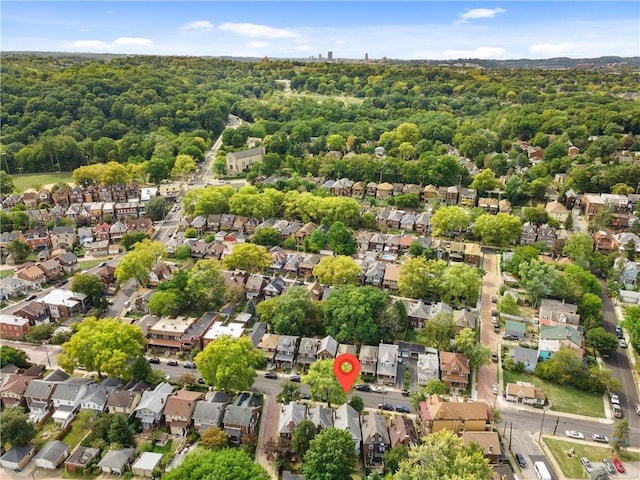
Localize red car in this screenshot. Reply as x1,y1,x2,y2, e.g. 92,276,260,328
612,457,625,474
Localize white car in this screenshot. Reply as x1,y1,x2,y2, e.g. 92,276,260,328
565,430,585,440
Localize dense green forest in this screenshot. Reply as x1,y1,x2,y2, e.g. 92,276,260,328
2,53,640,196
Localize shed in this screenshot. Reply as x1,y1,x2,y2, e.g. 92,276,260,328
0,444,35,471
504,320,526,339
97,447,134,475
34,440,69,469
131,451,163,477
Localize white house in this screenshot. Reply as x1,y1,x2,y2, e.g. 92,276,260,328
416,349,439,385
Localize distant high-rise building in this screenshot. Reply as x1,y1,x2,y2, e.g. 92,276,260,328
318,53,323,60
364,53,369,63
327,51,333,61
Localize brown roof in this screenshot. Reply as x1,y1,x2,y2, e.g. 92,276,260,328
163,390,203,417
425,395,490,422
439,351,470,375
461,431,500,456
388,416,418,447
383,264,401,281
505,382,545,400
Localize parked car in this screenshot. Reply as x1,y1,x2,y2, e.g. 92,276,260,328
301,393,311,400
491,296,497,303
581,457,594,474
602,459,616,474
612,457,625,473
183,362,196,369
264,372,278,379
502,334,518,341
401,390,410,397
613,405,623,418
610,393,620,405
491,352,499,362
167,360,178,366
26,294,37,301
289,375,301,383
515,453,527,468
148,357,161,364
592,433,609,443
615,325,624,338
493,324,500,333
635,403,640,415
355,384,371,392
491,309,498,317
492,384,498,395
372,386,386,393
565,430,584,439
619,338,627,348
124,301,131,308
197,378,205,384
99,261,108,267
379,403,394,411
395,405,410,413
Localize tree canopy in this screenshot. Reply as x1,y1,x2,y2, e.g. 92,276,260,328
57,317,145,378
165,448,269,480
303,428,357,480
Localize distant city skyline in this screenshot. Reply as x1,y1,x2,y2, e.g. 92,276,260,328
2,1,639,60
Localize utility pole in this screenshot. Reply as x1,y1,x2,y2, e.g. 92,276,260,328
552,416,559,436
509,422,513,450
538,407,547,442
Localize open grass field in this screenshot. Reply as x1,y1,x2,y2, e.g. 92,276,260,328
503,370,604,418
11,172,74,191
545,438,640,478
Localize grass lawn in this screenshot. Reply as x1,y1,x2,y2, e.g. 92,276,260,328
33,418,61,450
545,438,640,478
12,172,75,191
62,410,99,448
0,268,15,278
503,370,604,418
79,259,105,270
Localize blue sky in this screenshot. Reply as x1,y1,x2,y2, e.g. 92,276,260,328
2,1,639,60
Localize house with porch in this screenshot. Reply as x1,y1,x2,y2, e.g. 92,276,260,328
505,382,545,406
439,351,470,393
163,390,203,436
223,392,262,444
361,412,390,470
51,378,94,428
418,395,494,434
135,382,174,430
334,403,362,453
278,402,307,439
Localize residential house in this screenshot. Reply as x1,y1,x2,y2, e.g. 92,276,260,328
414,212,432,235
418,395,494,434
298,254,321,278
181,312,221,353
407,301,430,329
297,337,319,366
520,223,538,245
0,374,32,408
131,452,163,478
545,200,570,223
352,181,366,198
439,351,470,392
464,242,482,266
364,262,386,288
245,275,267,301
278,402,307,439
24,379,57,423
146,316,196,352
361,412,391,468
509,347,539,373
505,382,545,406
615,232,640,255
618,260,638,288
504,320,526,340
376,182,394,199
38,289,88,319
0,277,31,299
422,184,438,201
55,252,79,274
275,335,300,368
264,277,287,298
416,349,439,386
308,405,333,432
366,182,378,197
258,333,279,363
22,191,38,208
539,299,580,326
439,186,459,205
0,445,36,471
582,194,605,220
226,146,264,175
163,390,203,436
34,441,69,470
97,448,135,476
16,265,46,288
106,388,143,417
316,335,338,360
359,345,379,376
64,447,100,474
0,314,30,340
248,322,268,348
461,431,502,464
338,344,358,357
377,344,398,385
51,378,93,428
223,392,262,444
479,197,499,214
283,253,304,277
38,259,63,278
499,199,512,213
593,230,618,253
459,187,477,207
389,416,418,449
538,325,584,359
135,382,174,430
79,384,114,413
49,226,76,251
295,222,316,246
24,228,52,252
192,391,231,433
95,265,116,287
382,264,401,290
334,403,362,453
109,221,127,242
126,217,153,236
94,222,110,242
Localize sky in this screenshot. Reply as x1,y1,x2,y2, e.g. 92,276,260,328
1,1,639,60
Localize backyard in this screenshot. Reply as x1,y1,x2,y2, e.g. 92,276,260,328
544,438,640,478
61,410,100,448
503,370,605,418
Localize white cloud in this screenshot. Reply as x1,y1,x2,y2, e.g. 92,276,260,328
444,46,509,59
180,20,213,31
529,42,579,56
458,7,506,23
64,37,152,51
219,22,300,39
113,37,152,46
246,41,269,48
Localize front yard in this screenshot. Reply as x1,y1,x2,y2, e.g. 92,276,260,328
503,370,604,418
544,438,640,478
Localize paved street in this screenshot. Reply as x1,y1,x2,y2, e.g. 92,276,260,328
477,251,500,402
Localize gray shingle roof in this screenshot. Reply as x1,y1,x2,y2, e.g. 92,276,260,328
34,440,68,463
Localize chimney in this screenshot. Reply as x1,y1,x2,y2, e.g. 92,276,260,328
488,445,493,454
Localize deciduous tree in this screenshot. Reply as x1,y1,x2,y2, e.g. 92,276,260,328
223,243,272,274
256,286,321,336
108,413,135,447
200,427,228,451
291,419,317,456
0,345,30,368
164,448,269,480
276,382,301,404
57,317,145,378
71,273,104,306
120,232,151,251
562,232,594,268
251,227,282,247
454,328,491,371
439,263,482,306
586,327,618,354
325,221,356,255
195,335,263,393
0,407,36,446
398,258,446,299
473,213,522,247
303,359,348,407
186,259,226,311
312,255,362,287
518,260,557,307
145,196,168,221
431,206,469,237
115,239,166,286
303,428,357,480
416,312,456,351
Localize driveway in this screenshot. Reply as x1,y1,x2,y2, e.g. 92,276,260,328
477,251,501,402
255,393,278,479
